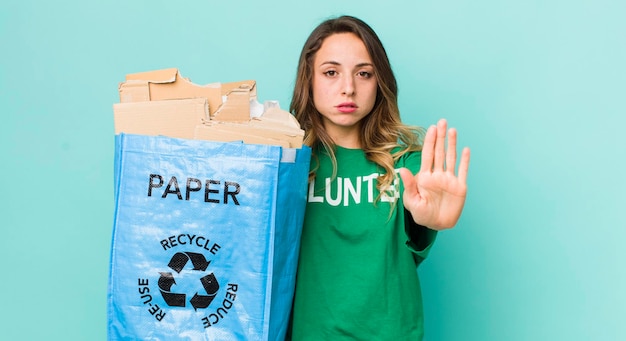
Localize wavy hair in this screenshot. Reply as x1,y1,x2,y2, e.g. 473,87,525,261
290,15,423,197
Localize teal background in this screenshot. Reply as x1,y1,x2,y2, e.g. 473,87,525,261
1,0,624,340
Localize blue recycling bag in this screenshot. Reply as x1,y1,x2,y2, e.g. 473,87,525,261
108,134,311,340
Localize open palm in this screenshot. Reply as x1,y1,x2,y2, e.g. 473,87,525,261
399,119,471,230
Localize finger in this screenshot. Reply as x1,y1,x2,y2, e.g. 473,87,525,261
420,125,436,173
434,119,447,171
446,128,458,174
458,147,471,184
398,167,421,200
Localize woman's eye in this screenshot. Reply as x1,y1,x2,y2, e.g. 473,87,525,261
324,70,337,77
358,71,372,78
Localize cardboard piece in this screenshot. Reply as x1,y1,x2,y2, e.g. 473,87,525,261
194,125,291,148
211,86,252,122
113,98,208,139
197,121,303,148
119,68,255,121
113,68,304,148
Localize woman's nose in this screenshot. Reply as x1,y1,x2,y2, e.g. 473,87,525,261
342,75,355,96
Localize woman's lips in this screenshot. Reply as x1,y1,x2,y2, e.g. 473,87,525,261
336,102,357,113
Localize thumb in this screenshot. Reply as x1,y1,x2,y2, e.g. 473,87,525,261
398,167,420,199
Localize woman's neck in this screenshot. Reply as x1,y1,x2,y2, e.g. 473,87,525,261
325,125,362,149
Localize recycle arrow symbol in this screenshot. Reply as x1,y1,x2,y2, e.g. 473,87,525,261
168,251,210,273
158,272,186,307
190,273,219,310
158,252,220,310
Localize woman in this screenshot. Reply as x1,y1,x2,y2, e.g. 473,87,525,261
288,15,470,340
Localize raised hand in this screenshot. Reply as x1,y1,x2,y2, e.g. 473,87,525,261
398,119,470,230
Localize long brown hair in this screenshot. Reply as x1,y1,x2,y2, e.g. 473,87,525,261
290,15,423,196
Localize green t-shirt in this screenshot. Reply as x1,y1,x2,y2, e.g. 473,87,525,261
290,145,437,341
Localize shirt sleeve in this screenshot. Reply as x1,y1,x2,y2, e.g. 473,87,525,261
404,209,437,266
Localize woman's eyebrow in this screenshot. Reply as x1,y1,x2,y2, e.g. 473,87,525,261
319,60,341,66
319,61,374,68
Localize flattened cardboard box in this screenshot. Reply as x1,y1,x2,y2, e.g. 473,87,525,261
113,68,304,148
119,68,255,120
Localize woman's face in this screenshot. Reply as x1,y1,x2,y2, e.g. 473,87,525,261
311,32,378,147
